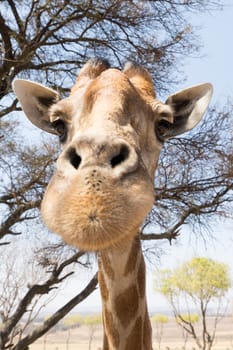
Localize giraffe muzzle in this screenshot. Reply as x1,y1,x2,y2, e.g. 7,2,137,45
63,135,139,180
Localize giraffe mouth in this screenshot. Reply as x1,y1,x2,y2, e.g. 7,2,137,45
41,170,155,251
88,212,99,223
42,189,153,251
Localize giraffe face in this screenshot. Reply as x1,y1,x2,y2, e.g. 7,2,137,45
13,59,213,251
41,67,157,250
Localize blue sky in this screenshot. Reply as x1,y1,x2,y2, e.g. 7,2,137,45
183,1,233,103
44,2,233,315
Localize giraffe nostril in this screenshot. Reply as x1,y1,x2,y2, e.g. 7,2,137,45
110,145,129,168
67,148,82,169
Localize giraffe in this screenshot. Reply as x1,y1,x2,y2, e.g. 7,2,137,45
13,58,213,350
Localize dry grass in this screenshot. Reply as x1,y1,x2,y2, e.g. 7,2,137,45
29,316,233,350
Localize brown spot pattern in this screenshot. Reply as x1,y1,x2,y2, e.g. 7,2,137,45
100,252,115,280
104,308,120,348
115,284,139,327
98,270,109,301
124,237,141,276
124,316,143,350
137,255,146,298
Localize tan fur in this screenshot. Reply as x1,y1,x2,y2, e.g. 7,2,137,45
71,58,110,94
137,254,146,299
123,62,156,103
98,270,109,301
99,253,115,280
124,236,141,276
104,308,120,349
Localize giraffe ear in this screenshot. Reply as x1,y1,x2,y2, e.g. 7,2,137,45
155,83,213,141
12,79,60,134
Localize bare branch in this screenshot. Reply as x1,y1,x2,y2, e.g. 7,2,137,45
12,272,98,350
0,250,89,347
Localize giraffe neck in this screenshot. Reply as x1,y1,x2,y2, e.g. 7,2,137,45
98,236,152,350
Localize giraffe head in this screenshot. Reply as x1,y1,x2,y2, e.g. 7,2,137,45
13,58,212,251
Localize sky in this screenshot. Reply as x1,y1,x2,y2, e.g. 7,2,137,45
43,1,233,315
182,1,233,103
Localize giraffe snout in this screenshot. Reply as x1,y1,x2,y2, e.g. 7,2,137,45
63,135,139,179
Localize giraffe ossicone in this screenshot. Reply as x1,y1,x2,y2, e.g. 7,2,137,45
13,58,213,349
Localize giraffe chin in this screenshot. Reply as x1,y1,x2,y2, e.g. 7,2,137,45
41,185,154,251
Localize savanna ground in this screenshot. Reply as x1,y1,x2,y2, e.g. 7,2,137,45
29,316,233,350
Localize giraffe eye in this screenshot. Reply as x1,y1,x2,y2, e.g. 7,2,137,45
51,119,67,143
154,119,171,143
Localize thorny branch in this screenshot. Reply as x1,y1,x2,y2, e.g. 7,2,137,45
11,273,98,350
0,250,98,349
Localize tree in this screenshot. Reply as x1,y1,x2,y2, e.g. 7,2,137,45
63,313,102,350
63,313,84,329
0,237,98,350
84,314,102,350
151,314,169,349
156,257,231,350
177,313,199,349
63,314,84,350
1,0,232,349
